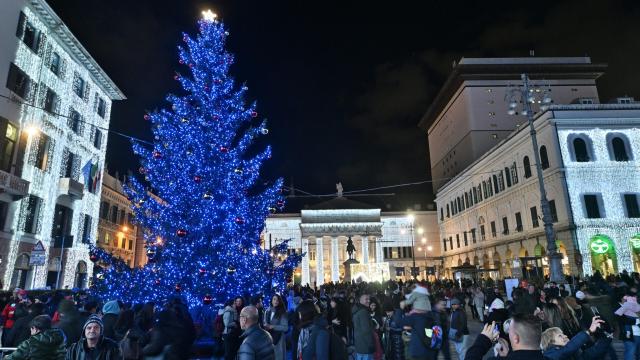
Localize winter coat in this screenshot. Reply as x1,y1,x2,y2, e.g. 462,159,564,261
102,313,119,341
385,309,405,360
55,313,84,346
222,305,239,335
237,324,275,360
352,303,375,354
466,334,544,360
299,317,329,360
140,310,185,360
405,286,432,312
450,308,469,337
264,308,288,360
4,328,66,360
2,302,17,329
399,311,438,360
65,337,121,360
473,292,485,308
5,306,31,347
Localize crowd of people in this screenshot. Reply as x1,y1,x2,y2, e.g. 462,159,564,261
1,269,640,360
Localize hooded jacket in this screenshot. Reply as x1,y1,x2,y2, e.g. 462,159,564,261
101,301,120,341
4,328,66,360
65,335,121,360
352,303,375,354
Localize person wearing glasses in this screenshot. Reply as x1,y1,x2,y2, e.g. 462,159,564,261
237,306,275,360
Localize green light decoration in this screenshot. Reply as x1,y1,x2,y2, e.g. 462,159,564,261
631,235,640,249
590,236,612,254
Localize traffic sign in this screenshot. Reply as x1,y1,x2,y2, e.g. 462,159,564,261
30,241,46,266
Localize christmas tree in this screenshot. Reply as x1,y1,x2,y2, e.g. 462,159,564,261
90,12,302,307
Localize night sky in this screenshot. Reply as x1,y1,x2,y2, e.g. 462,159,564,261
47,0,640,207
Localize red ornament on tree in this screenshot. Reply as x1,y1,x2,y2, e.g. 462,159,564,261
144,114,150,121
276,200,285,208
235,217,245,224
220,146,229,153
176,229,188,237
90,254,98,262
189,63,193,68
174,74,180,80
203,294,213,305
251,111,258,118
199,268,206,276
155,279,161,285
152,151,162,159
139,167,146,174
175,284,182,292
179,59,184,64
212,115,219,121
183,35,188,42
214,79,222,84
193,175,202,183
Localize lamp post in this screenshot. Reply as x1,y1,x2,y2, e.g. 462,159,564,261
506,74,564,283
408,214,416,280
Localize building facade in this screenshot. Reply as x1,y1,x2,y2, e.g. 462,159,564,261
0,0,124,289
432,101,640,279
97,172,138,267
263,197,440,285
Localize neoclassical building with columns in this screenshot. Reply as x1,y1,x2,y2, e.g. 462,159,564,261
263,197,439,286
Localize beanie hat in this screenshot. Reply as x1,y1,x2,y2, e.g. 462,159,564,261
102,300,120,315
83,315,103,334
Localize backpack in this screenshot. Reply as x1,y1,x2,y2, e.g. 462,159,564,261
213,313,224,338
328,330,348,360
419,313,443,350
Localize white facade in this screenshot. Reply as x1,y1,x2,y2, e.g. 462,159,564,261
434,103,640,279
263,209,440,285
0,0,124,289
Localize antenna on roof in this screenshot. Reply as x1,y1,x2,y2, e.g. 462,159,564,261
529,50,535,57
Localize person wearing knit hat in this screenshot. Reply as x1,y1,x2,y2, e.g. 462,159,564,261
101,300,120,341
66,315,121,360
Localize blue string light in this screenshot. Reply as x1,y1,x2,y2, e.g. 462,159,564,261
89,17,303,307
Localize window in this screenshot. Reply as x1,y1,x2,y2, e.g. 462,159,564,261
49,52,60,75
446,204,450,218
100,202,109,219
32,133,50,171
82,215,92,244
511,163,519,184
72,72,86,99
490,221,497,237
6,63,33,100
502,217,509,235
443,239,447,252
456,234,460,248
63,151,75,178
549,200,558,222
104,233,110,245
611,137,630,161
465,193,469,209
498,171,505,191
583,194,603,219
482,182,487,199
0,121,18,172
540,146,549,169
22,195,42,233
473,188,478,203
530,206,539,228
463,232,468,246
128,239,133,250
624,194,640,218
573,138,590,162
480,225,486,240
478,185,483,201
471,229,476,243
110,205,118,223
93,128,102,149
493,175,499,194
440,208,444,221
449,237,453,249
96,97,106,118
119,209,126,226
17,13,41,52
515,212,523,232
488,178,493,196
505,167,512,187
523,156,532,178
69,109,82,135
43,87,58,113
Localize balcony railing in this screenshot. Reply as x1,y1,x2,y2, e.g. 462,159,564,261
0,170,29,199
58,178,84,199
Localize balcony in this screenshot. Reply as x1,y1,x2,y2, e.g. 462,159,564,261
58,178,84,199
0,169,29,199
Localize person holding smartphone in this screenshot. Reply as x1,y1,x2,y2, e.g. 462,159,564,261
541,316,610,360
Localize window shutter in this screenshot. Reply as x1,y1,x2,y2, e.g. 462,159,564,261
37,32,47,56
83,82,91,102
43,43,52,67
16,11,26,38
37,83,46,108
59,58,67,80
45,138,55,173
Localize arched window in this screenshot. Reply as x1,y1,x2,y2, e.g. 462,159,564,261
523,156,532,178
504,167,512,187
573,138,590,162
540,146,549,169
611,136,630,161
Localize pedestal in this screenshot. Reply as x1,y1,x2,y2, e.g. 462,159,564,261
343,258,359,283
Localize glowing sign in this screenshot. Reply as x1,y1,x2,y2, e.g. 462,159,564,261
631,235,640,249
590,238,610,254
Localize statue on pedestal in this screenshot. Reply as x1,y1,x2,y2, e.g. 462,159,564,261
346,237,356,260
343,236,359,283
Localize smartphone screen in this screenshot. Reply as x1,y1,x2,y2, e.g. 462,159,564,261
590,306,600,316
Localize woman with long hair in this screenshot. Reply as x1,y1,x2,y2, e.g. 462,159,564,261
297,300,329,360
328,297,348,343
551,297,581,338
223,296,243,360
538,303,564,331
264,294,288,360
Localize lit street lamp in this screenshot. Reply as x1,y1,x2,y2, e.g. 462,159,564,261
506,74,563,283
408,214,416,279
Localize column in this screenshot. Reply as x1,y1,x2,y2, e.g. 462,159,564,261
316,236,324,284
301,238,310,286
331,237,339,282
362,235,369,264
375,236,383,263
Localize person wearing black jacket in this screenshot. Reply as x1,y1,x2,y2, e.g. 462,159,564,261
467,315,544,360
66,315,121,360
237,306,275,360
6,302,45,348
450,299,470,360
434,299,451,360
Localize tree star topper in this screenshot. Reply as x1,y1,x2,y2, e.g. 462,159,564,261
202,9,217,22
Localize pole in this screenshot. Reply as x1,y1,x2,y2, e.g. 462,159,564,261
410,224,416,280
520,74,564,283
55,242,64,289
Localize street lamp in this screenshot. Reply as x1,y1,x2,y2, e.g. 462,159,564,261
407,214,416,280
506,74,563,283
